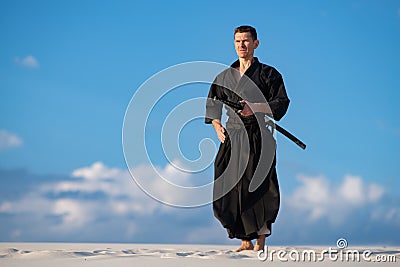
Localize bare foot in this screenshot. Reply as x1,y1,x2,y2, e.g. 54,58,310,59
254,234,266,251
235,240,254,252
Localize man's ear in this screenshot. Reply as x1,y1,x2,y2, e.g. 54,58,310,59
254,39,259,49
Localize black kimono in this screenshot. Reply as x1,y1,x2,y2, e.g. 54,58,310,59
205,57,290,240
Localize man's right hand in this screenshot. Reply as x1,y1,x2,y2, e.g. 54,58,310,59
212,120,226,143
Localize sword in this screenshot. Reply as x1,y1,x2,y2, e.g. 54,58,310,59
213,97,307,150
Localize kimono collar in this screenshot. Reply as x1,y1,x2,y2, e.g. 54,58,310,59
230,57,260,77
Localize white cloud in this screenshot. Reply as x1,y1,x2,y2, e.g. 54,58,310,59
286,174,385,224
370,206,400,225
14,55,39,69
46,162,166,215
338,175,385,205
0,191,53,215
0,161,196,236
50,160,195,209
367,183,385,202
0,160,223,243
0,162,397,244
71,161,121,180
130,161,199,206
52,199,92,229
0,130,23,150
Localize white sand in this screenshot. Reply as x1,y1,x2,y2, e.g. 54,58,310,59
1,243,398,267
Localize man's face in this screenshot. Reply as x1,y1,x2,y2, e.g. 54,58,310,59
234,32,259,59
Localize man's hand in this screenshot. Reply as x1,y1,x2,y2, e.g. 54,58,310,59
212,120,226,143
239,100,254,117
239,100,273,116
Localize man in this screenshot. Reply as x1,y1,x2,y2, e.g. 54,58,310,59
205,25,290,252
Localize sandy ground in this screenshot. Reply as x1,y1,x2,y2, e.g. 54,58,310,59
1,243,399,267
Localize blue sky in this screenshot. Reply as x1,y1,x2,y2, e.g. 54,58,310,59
1,0,400,245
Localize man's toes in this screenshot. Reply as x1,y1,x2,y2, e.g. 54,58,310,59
235,246,246,252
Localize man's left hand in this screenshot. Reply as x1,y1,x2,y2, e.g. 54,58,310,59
239,100,254,117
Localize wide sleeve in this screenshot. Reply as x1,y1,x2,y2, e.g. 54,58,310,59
262,69,290,121
205,81,224,124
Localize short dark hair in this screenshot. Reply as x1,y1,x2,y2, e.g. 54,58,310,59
234,25,257,41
